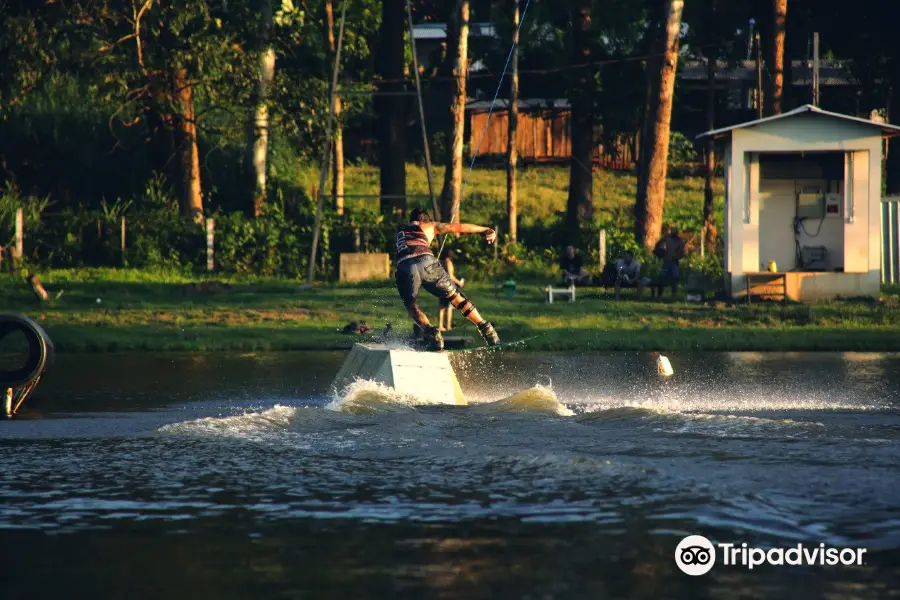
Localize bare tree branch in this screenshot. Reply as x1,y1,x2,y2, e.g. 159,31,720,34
134,0,154,71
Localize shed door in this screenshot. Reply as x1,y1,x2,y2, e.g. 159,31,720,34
844,150,869,273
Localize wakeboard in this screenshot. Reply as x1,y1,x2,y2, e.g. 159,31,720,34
438,335,539,353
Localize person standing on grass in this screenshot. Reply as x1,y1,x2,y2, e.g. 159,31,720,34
653,227,686,298
395,207,500,351
437,249,465,332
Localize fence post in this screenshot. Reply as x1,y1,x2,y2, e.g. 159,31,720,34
120,216,126,265
14,208,23,266
493,224,499,261
206,218,215,271
598,228,606,272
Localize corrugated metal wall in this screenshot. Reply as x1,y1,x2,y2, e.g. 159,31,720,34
883,197,900,284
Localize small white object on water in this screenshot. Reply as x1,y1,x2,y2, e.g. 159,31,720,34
96,298,102,304
657,355,674,377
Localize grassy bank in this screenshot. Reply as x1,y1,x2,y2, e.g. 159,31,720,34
296,163,724,230
2,268,900,353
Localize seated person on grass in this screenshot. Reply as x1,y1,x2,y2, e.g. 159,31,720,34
560,245,591,286
615,251,651,298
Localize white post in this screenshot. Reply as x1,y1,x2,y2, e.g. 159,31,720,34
493,224,499,261
4,388,12,418
120,216,127,265
598,228,606,271
15,208,23,264
206,218,215,271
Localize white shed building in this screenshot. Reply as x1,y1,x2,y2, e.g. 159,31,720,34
697,104,900,302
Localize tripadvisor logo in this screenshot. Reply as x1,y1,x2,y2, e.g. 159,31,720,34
675,535,716,576
674,535,867,576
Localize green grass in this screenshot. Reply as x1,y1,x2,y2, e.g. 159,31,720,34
297,163,723,228
3,267,900,353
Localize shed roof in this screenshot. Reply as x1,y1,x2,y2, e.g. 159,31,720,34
412,22,497,40
696,104,900,140
680,59,857,85
466,98,570,113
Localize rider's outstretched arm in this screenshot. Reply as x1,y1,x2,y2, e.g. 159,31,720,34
435,222,492,235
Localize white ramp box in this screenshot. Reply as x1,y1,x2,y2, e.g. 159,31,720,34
331,343,466,406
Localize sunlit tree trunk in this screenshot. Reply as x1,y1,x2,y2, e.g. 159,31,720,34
172,68,203,223
768,0,787,115
635,0,683,250
636,1,665,220
376,0,407,216
564,0,593,243
324,0,344,215
246,0,275,217
506,0,520,242
440,0,469,224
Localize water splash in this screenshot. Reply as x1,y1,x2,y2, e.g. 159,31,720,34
158,404,298,438
469,385,574,417
325,379,422,415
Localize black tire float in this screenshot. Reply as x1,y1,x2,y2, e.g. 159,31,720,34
0,313,54,389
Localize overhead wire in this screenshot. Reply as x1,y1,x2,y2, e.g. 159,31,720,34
437,0,532,258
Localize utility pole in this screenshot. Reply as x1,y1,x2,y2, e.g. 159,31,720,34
746,18,755,111
755,31,763,118
812,32,820,106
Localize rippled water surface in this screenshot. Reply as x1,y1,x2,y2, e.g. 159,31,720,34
1,350,899,599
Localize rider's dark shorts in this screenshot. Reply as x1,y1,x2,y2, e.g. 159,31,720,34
395,254,456,308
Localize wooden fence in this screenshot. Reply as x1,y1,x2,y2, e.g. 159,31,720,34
468,109,637,170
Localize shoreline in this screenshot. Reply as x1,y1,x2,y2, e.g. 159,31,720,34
3,273,899,354
23,327,900,354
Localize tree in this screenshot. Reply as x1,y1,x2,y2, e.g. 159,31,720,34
806,0,900,192
564,0,594,243
700,0,718,254
170,68,203,223
635,0,684,250
636,0,666,231
767,0,787,115
440,0,470,224
376,0,407,217
323,0,345,215
246,0,276,217
77,0,256,223
0,2,66,118
506,0,520,243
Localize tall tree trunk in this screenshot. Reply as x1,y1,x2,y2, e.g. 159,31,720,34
506,0,519,243
440,0,469,224
324,0,344,215
636,1,666,218
564,0,593,244
246,4,275,217
376,0,407,217
702,0,717,255
768,0,787,115
635,0,683,250
172,68,203,224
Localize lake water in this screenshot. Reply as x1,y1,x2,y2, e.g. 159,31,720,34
1,349,899,599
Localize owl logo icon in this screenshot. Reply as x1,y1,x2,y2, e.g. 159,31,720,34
675,535,716,576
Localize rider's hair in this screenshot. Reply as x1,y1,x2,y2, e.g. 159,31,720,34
409,207,432,222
